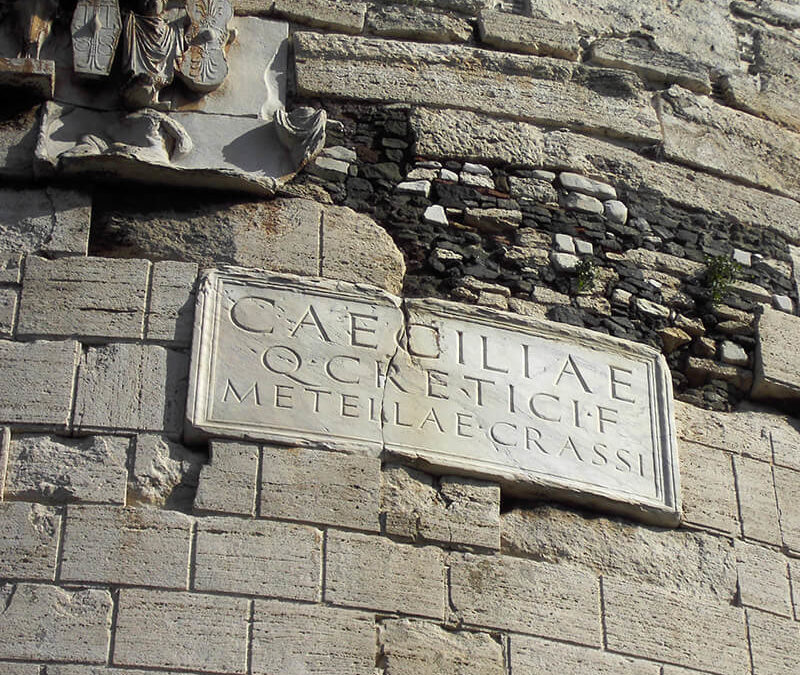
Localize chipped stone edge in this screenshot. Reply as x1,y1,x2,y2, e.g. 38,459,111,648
186,268,681,527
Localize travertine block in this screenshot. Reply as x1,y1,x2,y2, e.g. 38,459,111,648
114,589,249,673
260,445,380,531
194,516,321,600
380,619,505,675
0,502,60,580
0,107,37,179
251,600,375,675
753,307,800,399
679,440,738,534
478,10,580,60
0,287,17,336
273,0,366,33
790,559,800,621
747,609,800,675
73,343,189,437
48,668,200,675
146,261,198,345
295,34,661,143
603,577,749,675
0,426,8,499
0,188,90,256
0,583,111,663
325,530,445,618
5,434,128,504
0,664,40,675
790,246,800,317
735,541,791,617
734,456,781,545
512,635,660,675
0,339,78,427
194,440,259,516
17,256,149,341
721,71,800,134
368,5,472,43
774,466,800,552
60,505,192,589
129,434,206,510
450,554,599,644
382,464,500,549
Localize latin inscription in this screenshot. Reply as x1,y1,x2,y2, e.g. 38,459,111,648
187,270,680,525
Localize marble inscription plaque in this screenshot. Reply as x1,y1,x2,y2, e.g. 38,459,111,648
187,269,680,525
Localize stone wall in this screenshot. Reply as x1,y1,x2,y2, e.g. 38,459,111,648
1,0,800,673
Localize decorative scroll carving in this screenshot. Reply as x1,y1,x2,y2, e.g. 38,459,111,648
177,0,235,93
71,0,123,78
275,107,327,168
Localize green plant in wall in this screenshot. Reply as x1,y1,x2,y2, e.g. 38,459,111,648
703,254,741,304
575,258,597,293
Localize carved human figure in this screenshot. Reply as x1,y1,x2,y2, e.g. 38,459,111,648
14,0,59,59
121,0,185,109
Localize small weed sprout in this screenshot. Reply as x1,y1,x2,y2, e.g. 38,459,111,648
575,258,597,293
704,255,741,304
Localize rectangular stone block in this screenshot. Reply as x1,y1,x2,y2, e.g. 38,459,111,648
0,287,17,337
382,464,500,549
251,600,375,675
0,502,60,580
736,541,791,617
747,609,800,675
0,339,78,427
295,33,662,143
0,583,111,663
17,256,149,341
753,307,800,399
273,0,366,33
0,188,91,257
734,456,781,545
260,445,380,531
0,426,8,499
6,434,128,504
791,559,800,621
380,619,505,675
61,505,192,589
478,10,580,60
194,516,321,600
74,343,189,437
114,589,249,673
0,664,40,675
194,440,259,516
367,5,472,44
679,440,738,534
325,530,445,619
48,668,198,675
774,466,800,552
146,261,198,345
722,71,800,134
450,553,599,644
603,577,750,675
512,635,660,675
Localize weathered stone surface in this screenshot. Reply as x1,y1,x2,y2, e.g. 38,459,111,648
6,434,128,504
603,577,749,675
260,445,380,531
0,188,90,256
590,38,710,93
753,307,800,399
791,246,800,316
559,172,617,200
0,664,39,675
0,57,54,98
295,34,662,142
464,207,522,232
501,504,736,599
513,635,660,675
0,106,38,179
273,0,366,33
680,440,738,534
368,5,472,43
0,584,111,663
251,600,375,675
195,440,259,516
747,609,800,675
114,589,249,673
411,108,800,244
734,455,781,546
233,0,275,13
60,505,191,589
73,343,189,436
509,175,559,207
478,10,580,60
17,256,149,341
451,553,599,643
147,261,198,345
774,466,800,553
129,435,206,510
769,416,800,471
325,530,445,618
731,0,800,28
380,618,505,675
321,203,406,294
736,540,791,617
194,516,321,600
730,68,800,137
0,339,78,427
0,502,60,580
0,251,22,285
382,464,500,549
0,287,16,337
564,191,604,214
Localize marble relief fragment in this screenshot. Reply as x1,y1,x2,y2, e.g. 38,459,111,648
177,0,235,93
71,0,123,78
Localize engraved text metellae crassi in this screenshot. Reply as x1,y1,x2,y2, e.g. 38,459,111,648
187,269,680,525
